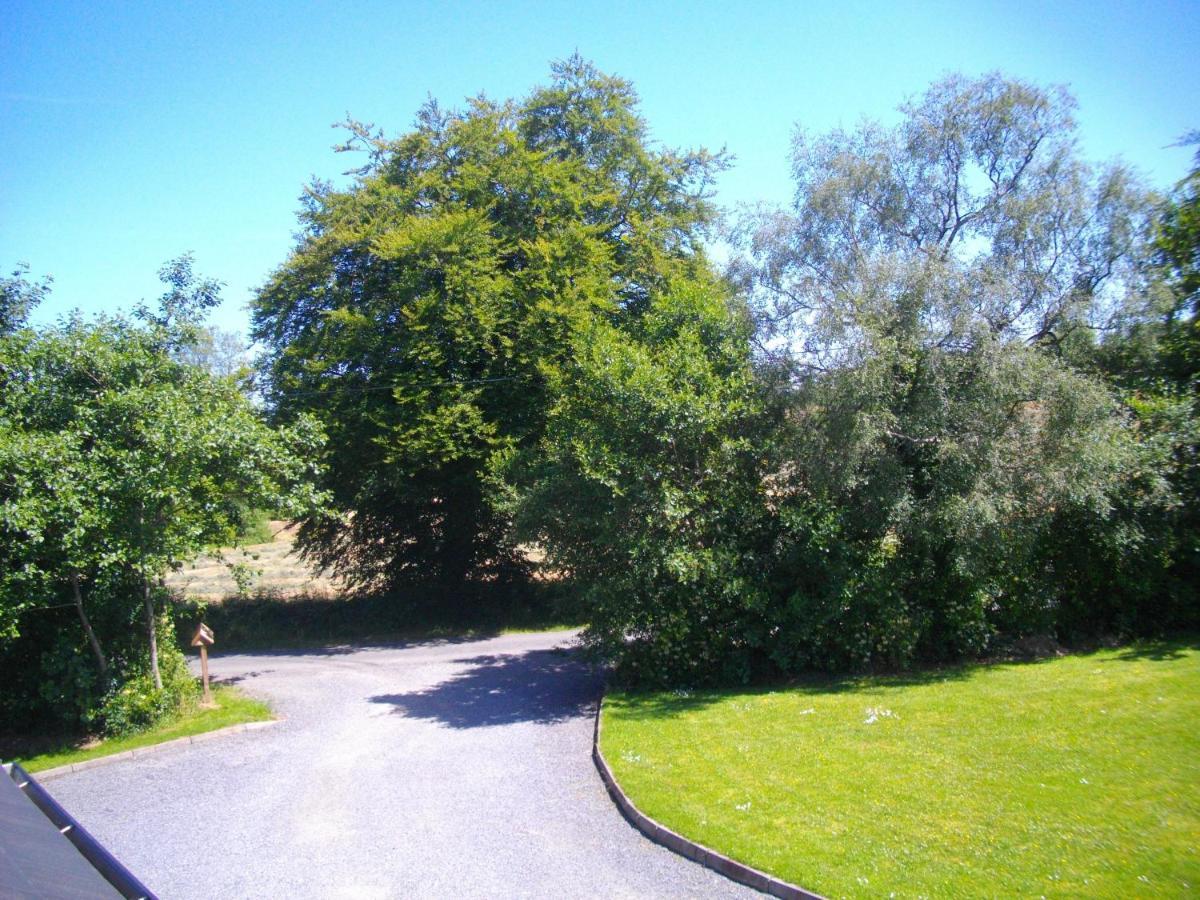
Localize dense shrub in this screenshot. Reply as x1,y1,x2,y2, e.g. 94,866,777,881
99,632,198,736
506,279,786,684
0,596,197,736
512,271,1174,683
0,260,323,736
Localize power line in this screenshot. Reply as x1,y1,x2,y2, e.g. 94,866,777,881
18,602,77,615
271,372,536,400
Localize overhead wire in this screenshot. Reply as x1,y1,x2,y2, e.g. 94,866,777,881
269,372,536,400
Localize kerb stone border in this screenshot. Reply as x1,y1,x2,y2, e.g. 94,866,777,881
592,700,826,900
30,719,280,781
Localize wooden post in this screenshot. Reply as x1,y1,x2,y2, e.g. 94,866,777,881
199,644,211,705
190,623,216,708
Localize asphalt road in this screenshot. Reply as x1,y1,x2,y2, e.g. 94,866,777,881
46,631,760,899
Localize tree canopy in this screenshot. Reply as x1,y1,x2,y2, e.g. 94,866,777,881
253,56,726,587
0,261,325,730
505,279,775,682
512,71,1186,682
737,72,1149,366
727,73,1159,667
4,64,1194,709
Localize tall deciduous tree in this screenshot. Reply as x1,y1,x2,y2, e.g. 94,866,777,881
735,73,1156,665
738,73,1149,365
0,261,325,703
253,56,725,587
503,278,777,684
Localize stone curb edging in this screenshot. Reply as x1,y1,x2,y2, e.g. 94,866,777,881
592,700,826,900
30,719,281,781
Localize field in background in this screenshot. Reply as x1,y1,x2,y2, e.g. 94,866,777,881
166,522,583,651
166,521,343,601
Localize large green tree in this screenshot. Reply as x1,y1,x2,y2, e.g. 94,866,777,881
0,262,324,728
1093,138,1200,624
495,73,1174,684
253,57,725,587
733,73,1157,667
505,279,776,683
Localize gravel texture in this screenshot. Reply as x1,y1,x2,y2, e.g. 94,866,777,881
45,631,760,899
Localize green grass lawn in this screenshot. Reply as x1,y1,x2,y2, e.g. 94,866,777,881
602,641,1200,899
11,685,273,773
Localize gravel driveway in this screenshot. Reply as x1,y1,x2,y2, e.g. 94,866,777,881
46,630,759,898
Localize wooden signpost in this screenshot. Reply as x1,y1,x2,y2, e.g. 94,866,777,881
190,623,215,707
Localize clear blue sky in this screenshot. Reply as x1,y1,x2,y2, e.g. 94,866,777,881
3,0,1197,336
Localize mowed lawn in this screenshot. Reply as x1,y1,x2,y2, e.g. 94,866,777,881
601,642,1200,898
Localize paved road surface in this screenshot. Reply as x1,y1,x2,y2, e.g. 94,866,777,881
47,631,760,899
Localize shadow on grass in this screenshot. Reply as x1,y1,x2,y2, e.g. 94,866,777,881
1103,635,1200,663
0,732,84,764
609,635,1200,722
606,665,977,721
368,646,599,729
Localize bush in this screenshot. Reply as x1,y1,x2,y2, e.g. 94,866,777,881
513,278,1177,685
99,632,198,736
509,280,781,685
36,633,107,732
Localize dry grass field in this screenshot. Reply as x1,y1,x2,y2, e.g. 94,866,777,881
165,521,345,601
165,523,577,650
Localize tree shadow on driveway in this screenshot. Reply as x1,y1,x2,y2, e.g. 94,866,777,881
212,669,275,686
368,649,601,729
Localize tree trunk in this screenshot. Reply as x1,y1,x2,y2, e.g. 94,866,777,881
137,503,163,690
143,577,162,690
436,476,480,583
70,571,108,679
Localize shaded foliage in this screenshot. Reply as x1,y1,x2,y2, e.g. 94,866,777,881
505,279,782,684
1081,140,1200,632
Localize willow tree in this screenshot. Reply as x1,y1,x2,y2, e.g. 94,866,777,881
737,73,1155,665
253,57,725,587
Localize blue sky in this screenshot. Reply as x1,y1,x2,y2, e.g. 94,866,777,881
2,0,1197,336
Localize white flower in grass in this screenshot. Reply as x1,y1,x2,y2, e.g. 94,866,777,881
863,706,899,724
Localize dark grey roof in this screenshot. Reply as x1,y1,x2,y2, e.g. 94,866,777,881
0,763,154,900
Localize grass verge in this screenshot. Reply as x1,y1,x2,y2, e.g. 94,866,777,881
10,685,273,773
601,640,1200,898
